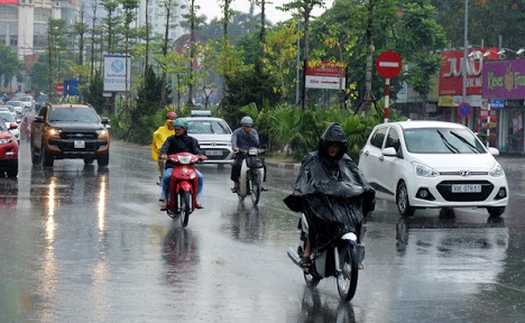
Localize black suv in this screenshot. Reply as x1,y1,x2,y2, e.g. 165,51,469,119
31,104,111,167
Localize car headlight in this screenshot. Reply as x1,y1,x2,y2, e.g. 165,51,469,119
96,129,108,136
489,163,504,177
0,138,13,144
47,127,62,136
412,162,439,177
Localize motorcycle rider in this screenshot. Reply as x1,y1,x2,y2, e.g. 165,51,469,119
230,116,260,193
159,119,208,211
152,111,178,185
284,123,375,267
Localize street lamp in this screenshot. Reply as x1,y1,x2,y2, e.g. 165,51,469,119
462,0,469,123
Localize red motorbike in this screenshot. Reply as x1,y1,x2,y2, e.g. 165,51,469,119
166,152,200,227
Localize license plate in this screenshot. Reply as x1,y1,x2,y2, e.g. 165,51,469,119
206,150,222,156
452,184,481,193
74,140,85,148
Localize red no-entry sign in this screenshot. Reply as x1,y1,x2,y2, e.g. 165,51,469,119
375,51,402,79
55,82,64,92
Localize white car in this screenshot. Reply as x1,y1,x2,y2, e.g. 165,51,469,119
6,101,23,117
0,107,16,120
0,111,20,143
19,96,35,111
180,113,234,164
358,120,508,217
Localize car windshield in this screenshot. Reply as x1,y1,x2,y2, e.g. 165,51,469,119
49,108,99,123
8,101,22,106
186,120,231,135
0,112,15,123
404,128,487,154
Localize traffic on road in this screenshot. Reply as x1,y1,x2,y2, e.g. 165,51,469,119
0,143,524,322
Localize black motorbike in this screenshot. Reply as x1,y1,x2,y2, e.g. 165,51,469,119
287,211,365,302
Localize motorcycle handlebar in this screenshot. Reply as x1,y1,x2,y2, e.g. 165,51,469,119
234,148,266,156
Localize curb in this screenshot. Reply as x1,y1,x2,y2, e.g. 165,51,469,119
265,162,301,170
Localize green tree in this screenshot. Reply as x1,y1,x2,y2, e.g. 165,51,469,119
83,71,105,114
0,45,24,89
128,66,164,143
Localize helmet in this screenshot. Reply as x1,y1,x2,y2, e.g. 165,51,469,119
240,116,253,127
166,112,178,120
173,119,188,129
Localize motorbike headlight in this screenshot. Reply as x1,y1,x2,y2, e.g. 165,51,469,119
178,155,192,165
412,162,439,177
248,147,258,156
489,163,504,177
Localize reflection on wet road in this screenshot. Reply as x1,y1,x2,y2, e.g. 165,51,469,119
1,144,524,322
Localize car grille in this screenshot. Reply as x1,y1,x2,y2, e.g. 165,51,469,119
62,131,98,140
437,180,494,201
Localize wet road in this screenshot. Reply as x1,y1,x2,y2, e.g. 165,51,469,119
1,142,525,323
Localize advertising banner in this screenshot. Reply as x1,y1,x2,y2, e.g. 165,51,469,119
305,60,346,90
103,55,131,92
439,48,499,96
482,59,525,99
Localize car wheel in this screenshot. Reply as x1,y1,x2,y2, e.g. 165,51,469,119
396,181,415,216
42,143,54,167
30,139,41,165
6,162,18,178
98,153,109,167
487,207,505,217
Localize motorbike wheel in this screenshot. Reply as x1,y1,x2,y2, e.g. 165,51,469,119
179,191,192,228
249,172,261,206
337,245,359,302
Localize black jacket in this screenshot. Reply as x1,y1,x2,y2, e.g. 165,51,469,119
160,132,203,169
284,123,375,246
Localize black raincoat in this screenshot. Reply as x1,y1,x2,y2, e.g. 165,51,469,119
284,123,375,249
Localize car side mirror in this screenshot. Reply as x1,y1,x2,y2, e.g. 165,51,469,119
382,147,398,157
101,117,111,128
9,123,18,130
34,116,44,123
487,147,500,156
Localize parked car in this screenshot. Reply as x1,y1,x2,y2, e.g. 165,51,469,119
180,111,234,164
30,103,111,167
0,111,20,143
358,120,508,217
6,101,23,117
0,116,18,177
21,114,37,140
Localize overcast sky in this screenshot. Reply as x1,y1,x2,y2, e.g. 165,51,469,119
197,0,334,24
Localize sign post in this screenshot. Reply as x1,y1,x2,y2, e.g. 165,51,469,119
375,51,402,123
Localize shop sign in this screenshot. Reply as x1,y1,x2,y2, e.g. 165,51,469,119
439,48,499,96
483,59,525,99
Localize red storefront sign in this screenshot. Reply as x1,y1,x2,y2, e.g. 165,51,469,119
439,48,499,96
